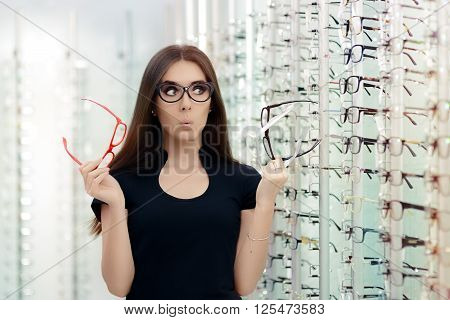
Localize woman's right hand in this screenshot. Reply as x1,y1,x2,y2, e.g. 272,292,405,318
79,157,125,208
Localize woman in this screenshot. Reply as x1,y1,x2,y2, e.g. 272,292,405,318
79,45,287,300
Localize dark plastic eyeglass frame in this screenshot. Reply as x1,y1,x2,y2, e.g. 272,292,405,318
340,105,426,125
156,81,215,103
344,225,381,243
379,199,429,220
260,100,321,162
339,75,381,95
338,135,377,154
261,276,291,292
379,232,426,250
344,44,378,64
282,186,298,201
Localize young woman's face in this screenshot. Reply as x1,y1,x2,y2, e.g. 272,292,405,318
156,60,212,145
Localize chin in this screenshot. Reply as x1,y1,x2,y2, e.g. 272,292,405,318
176,131,197,142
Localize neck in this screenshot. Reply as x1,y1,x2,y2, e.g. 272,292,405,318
162,137,203,171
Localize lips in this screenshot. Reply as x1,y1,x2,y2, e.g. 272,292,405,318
180,120,192,125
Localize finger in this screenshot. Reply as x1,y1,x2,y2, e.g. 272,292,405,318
87,168,109,195
80,158,100,175
276,157,285,169
86,167,110,192
268,161,276,171
274,157,282,165
80,157,103,179
79,160,93,171
93,171,109,185
78,162,88,172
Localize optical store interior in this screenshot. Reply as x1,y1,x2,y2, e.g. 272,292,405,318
1,0,449,300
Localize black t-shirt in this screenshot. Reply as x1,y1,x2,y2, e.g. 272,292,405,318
91,146,262,300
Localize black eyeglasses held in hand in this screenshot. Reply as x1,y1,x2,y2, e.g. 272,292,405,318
260,100,322,165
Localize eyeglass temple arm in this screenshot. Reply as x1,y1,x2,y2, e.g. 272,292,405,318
403,176,414,189
62,137,82,166
403,142,417,157
81,98,123,122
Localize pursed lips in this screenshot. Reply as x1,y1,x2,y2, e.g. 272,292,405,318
179,120,193,126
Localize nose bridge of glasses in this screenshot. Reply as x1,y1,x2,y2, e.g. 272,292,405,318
178,85,194,105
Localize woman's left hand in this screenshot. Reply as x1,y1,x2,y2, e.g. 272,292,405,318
256,156,288,204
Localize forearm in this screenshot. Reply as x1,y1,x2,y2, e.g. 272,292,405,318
234,191,277,296
100,204,135,297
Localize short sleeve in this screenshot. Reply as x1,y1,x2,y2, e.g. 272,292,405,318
90,170,128,222
240,164,262,210
91,197,107,222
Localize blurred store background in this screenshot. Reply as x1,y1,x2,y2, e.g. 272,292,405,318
1,0,449,300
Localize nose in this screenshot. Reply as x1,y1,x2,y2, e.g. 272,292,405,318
179,89,192,112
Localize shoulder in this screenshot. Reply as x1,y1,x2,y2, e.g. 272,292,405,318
225,161,262,184
230,162,262,210
234,161,261,176
108,167,139,185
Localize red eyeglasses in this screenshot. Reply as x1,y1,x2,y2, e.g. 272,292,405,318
62,98,127,167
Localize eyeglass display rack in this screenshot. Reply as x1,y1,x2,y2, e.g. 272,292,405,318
2,0,446,301
0,10,137,299
179,0,449,300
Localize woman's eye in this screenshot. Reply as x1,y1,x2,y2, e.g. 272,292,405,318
163,86,179,96
192,85,206,95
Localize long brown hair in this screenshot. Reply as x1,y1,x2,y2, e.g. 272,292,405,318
89,44,239,236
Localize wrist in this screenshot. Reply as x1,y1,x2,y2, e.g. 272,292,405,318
109,197,125,211
256,195,277,209
261,176,283,193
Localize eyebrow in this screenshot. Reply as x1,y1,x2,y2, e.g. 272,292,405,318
160,80,207,86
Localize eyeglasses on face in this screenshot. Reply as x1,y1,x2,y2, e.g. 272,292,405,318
157,81,214,103
62,98,127,167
